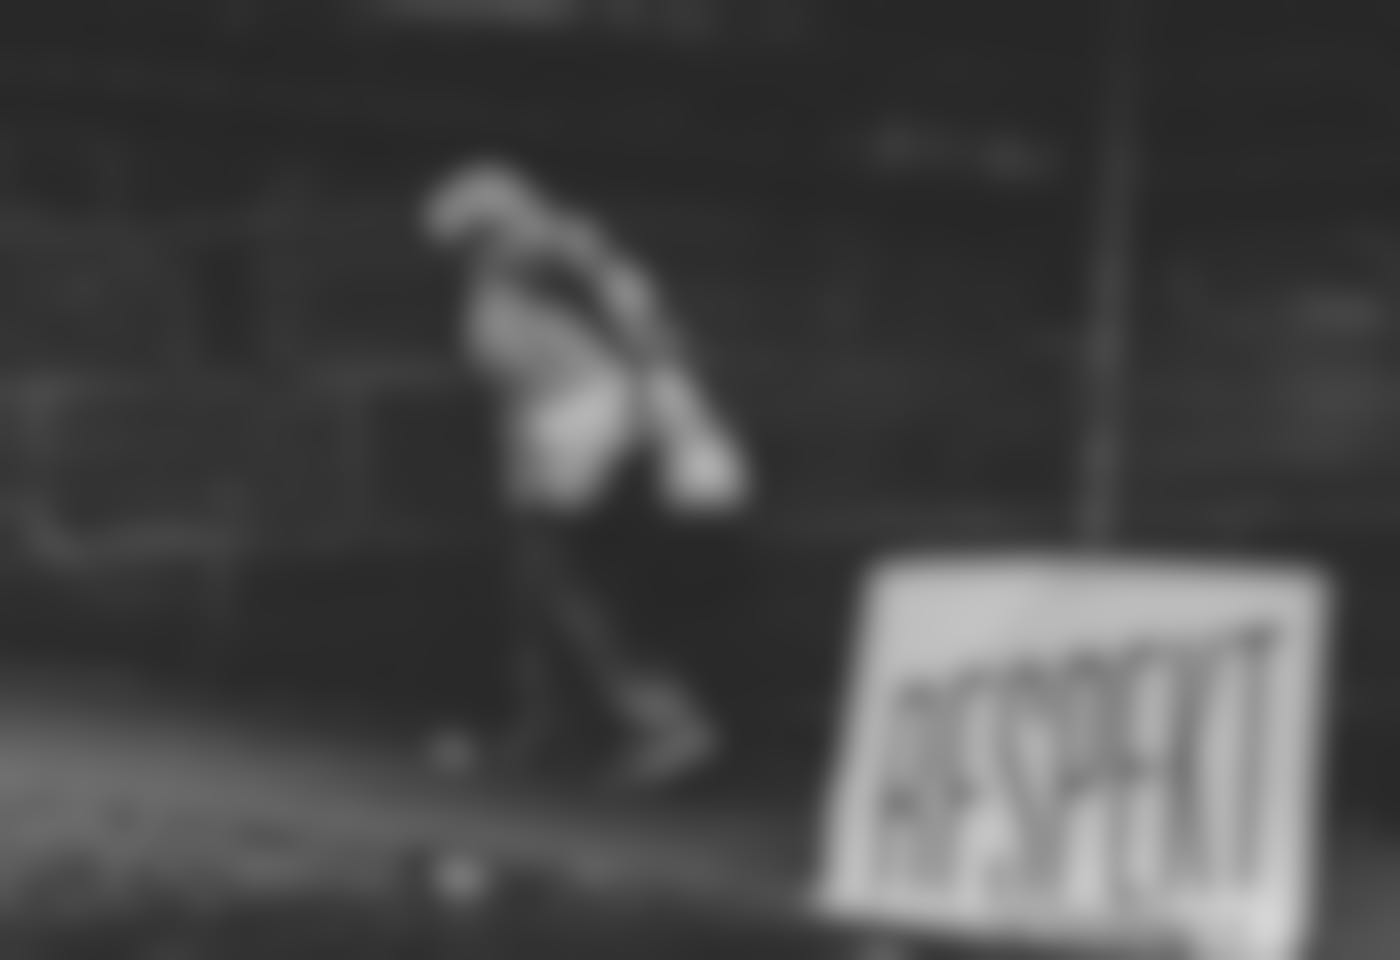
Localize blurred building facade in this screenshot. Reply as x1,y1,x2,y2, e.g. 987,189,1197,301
0,0,1394,782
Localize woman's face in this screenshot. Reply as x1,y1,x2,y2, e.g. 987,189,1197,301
448,223,506,271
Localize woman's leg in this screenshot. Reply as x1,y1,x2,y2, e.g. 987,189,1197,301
637,511,765,774
587,508,729,788
496,510,676,775
497,514,614,769
494,515,559,766
525,503,720,789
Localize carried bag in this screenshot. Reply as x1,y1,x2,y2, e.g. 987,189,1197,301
637,366,751,514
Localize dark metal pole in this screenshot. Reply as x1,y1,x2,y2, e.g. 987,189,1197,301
1077,0,1150,546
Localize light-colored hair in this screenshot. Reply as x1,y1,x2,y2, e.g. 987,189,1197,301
421,160,551,249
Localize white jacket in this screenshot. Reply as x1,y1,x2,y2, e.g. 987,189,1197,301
464,217,751,516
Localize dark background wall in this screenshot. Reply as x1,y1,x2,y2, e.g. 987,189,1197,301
0,0,1393,800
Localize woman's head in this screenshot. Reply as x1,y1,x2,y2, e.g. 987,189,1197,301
421,159,554,254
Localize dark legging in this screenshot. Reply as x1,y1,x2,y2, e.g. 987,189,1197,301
513,451,759,730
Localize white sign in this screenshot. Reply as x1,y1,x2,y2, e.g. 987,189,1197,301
816,555,1332,960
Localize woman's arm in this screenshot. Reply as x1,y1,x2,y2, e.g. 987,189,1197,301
554,214,690,367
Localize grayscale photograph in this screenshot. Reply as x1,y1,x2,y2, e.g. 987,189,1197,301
0,1,1381,959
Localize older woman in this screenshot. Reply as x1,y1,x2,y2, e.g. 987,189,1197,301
423,161,754,789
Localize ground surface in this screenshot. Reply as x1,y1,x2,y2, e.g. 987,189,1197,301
0,666,1389,959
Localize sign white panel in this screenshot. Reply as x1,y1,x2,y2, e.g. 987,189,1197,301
816,556,1332,960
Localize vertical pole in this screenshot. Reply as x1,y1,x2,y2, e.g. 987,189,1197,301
1077,0,1150,546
